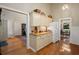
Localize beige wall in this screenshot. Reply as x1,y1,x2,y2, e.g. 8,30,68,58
51,3,79,26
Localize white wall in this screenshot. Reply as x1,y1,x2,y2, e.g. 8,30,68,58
2,9,27,37
0,10,8,41
70,27,79,45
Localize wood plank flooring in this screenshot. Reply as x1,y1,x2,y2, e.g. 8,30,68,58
1,37,79,55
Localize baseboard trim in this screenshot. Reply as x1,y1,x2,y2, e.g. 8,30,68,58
70,42,79,46
29,46,36,52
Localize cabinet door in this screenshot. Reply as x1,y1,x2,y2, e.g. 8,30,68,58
30,12,52,26
30,35,37,50
37,35,46,50
37,34,52,50
32,13,41,26
40,15,46,26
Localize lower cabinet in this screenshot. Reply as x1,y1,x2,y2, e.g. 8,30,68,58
30,33,52,52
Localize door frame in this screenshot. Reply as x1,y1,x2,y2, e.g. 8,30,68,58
59,17,72,41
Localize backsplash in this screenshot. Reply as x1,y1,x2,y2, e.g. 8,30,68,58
31,26,48,33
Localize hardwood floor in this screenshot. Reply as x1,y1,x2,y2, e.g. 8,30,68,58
70,44,79,55
1,37,79,55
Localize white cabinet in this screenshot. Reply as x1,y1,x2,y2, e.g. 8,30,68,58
30,32,52,52
30,12,52,26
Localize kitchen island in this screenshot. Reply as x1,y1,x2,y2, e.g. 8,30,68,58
30,31,52,52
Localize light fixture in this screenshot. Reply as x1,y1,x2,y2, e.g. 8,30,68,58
62,4,69,10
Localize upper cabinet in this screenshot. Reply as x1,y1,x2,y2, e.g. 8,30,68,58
30,12,52,26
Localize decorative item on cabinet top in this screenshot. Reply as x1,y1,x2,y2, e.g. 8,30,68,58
48,15,53,19
33,9,46,15
33,9,41,13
